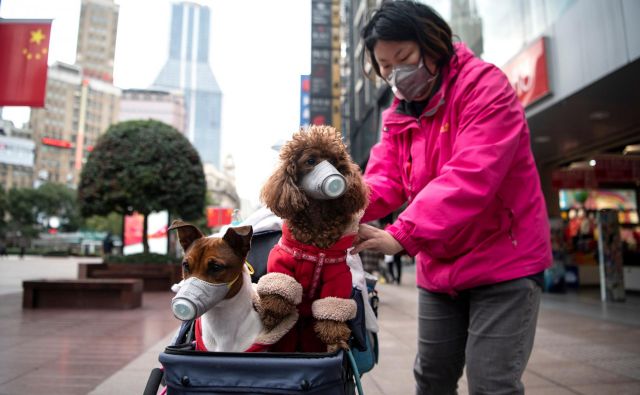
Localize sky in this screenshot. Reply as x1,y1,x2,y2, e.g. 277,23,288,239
0,0,311,212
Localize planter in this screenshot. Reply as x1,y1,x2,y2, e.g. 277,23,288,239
78,263,182,292
23,279,143,309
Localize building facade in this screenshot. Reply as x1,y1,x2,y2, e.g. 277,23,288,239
75,0,119,82
119,89,187,135
29,62,120,187
0,119,34,189
152,1,222,169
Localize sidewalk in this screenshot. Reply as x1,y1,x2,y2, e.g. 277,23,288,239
0,256,639,394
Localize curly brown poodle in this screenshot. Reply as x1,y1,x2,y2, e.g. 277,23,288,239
261,125,369,248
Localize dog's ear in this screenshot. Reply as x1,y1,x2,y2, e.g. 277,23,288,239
169,220,205,252
261,161,308,218
223,225,253,259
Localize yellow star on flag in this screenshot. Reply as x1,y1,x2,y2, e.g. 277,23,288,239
30,29,46,45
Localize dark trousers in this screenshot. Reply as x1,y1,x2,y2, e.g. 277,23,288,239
414,277,541,395
387,254,402,284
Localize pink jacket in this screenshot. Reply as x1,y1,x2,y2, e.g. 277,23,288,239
362,43,552,295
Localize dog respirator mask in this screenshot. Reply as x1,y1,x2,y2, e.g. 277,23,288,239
299,160,346,199
171,274,239,321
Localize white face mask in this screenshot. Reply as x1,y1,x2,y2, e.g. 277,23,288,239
171,275,239,321
388,61,438,102
299,160,347,200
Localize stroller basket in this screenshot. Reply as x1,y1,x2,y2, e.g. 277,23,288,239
159,348,354,395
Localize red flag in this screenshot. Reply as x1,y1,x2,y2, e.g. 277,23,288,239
0,19,52,107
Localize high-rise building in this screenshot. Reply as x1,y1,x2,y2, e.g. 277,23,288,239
29,62,120,187
152,2,222,168
75,0,119,82
119,89,187,135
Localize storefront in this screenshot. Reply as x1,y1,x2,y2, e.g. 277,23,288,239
550,155,640,298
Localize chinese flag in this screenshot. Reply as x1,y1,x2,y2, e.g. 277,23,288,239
0,19,52,107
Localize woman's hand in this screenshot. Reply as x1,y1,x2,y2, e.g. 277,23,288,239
351,223,404,255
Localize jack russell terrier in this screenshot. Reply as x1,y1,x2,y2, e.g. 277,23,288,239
168,220,296,352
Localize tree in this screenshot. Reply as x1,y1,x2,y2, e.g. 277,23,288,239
36,183,82,232
84,212,123,235
78,120,206,253
6,187,40,242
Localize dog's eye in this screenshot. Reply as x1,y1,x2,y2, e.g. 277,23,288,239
306,157,316,166
182,260,190,274
207,260,225,275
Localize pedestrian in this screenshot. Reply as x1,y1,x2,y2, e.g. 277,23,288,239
0,241,7,257
351,1,552,394
103,232,113,257
18,239,26,259
384,252,403,285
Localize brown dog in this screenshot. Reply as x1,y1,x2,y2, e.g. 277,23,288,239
168,220,264,352
257,125,369,352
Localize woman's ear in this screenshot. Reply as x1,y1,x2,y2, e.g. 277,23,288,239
261,161,308,218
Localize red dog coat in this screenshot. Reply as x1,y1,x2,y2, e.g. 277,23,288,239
266,222,354,352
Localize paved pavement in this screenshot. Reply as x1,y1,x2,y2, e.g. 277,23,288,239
0,255,639,394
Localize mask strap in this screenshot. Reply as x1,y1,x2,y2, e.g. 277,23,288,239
225,260,255,289
244,260,255,275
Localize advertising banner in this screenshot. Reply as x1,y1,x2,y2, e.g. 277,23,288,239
207,206,233,228
123,211,169,255
311,0,340,127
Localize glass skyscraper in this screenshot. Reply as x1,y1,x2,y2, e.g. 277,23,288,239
153,2,222,168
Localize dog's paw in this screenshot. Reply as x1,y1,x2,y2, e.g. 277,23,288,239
313,319,352,350
255,294,297,330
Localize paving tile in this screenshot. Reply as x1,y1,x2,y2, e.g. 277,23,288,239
527,360,632,386
570,381,640,395
525,386,581,395
3,258,640,395
0,288,178,394
522,370,562,388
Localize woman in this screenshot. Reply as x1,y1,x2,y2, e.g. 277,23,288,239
350,1,552,394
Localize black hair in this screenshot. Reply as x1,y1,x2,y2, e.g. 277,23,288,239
361,0,455,79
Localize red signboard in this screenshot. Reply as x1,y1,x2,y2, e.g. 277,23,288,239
207,207,233,228
552,155,640,189
41,137,72,148
551,167,597,189
594,155,640,184
501,37,550,108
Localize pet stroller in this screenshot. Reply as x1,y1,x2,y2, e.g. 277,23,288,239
144,225,380,395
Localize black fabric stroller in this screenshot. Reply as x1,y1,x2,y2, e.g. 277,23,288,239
144,229,379,395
